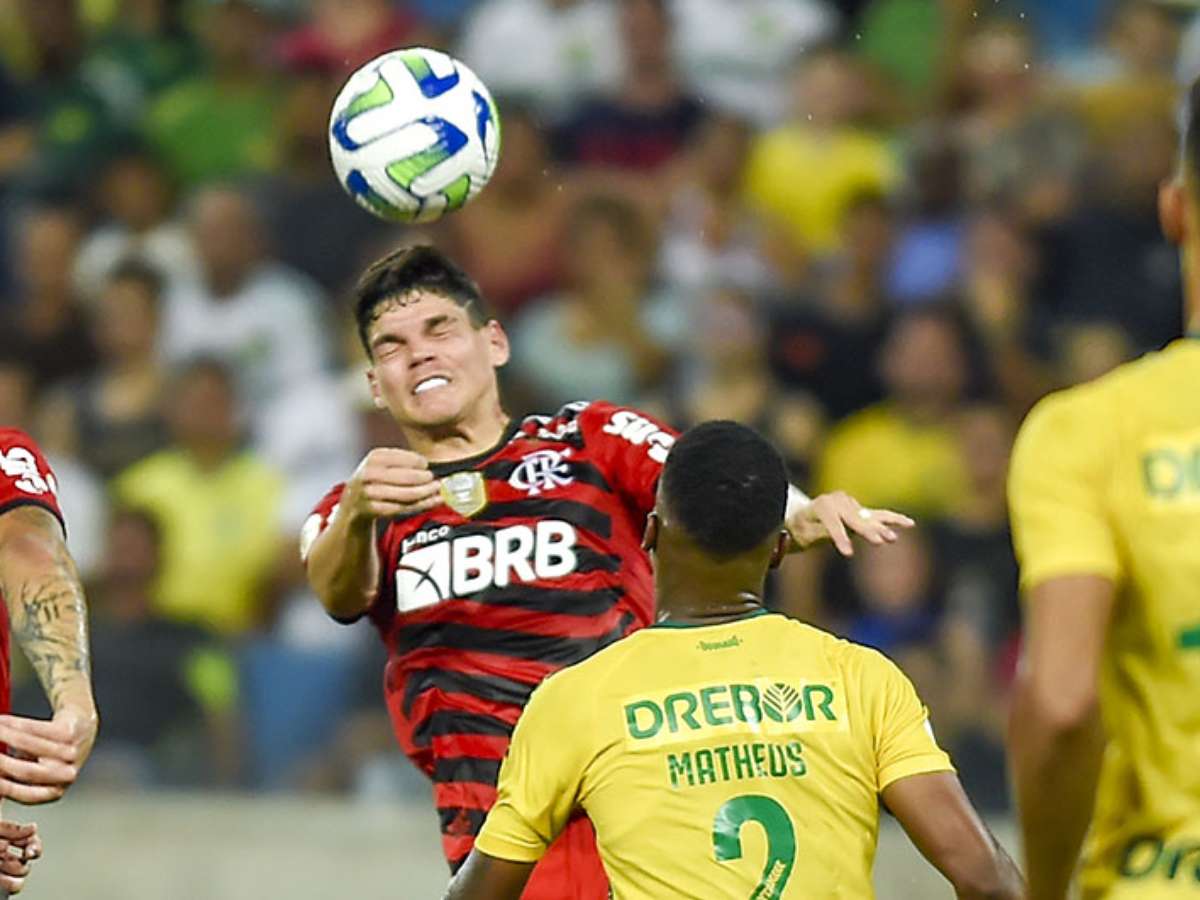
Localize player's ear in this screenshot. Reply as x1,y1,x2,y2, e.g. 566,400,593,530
642,512,659,552
1159,177,1186,245
485,320,510,368
366,367,386,409
768,531,789,569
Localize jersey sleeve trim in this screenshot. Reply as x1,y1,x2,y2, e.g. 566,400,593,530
473,825,548,863
878,755,956,793
0,498,66,535
1018,554,1121,591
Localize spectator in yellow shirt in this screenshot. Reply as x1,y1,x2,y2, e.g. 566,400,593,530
817,306,971,518
113,357,284,635
744,46,899,255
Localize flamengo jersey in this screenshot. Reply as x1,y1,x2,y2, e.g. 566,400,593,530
476,611,953,899
0,428,64,714
303,401,675,866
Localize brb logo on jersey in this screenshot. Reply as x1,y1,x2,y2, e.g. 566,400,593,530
395,521,578,612
508,449,574,496
0,447,55,496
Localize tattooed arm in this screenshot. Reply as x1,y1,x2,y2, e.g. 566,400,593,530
0,505,97,804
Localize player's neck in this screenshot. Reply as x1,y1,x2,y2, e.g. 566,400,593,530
654,590,768,628
402,404,511,464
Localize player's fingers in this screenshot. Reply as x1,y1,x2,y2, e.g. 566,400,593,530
0,716,74,744
0,778,65,805
364,482,442,505
23,835,41,862
0,755,76,788
365,495,442,518
0,727,74,766
844,512,892,545
368,466,436,487
364,448,429,470
820,509,854,557
0,823,34,843
870,509,915,529
0,853,31,878
0,871,26,893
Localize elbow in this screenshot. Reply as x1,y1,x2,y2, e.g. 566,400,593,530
1012,667,1099,738
948,854,1024,900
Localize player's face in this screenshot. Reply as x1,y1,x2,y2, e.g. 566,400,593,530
366,292,509,430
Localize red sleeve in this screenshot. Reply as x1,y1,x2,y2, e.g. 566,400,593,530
0,429,64,530
299,482,346,565
577,402,678,519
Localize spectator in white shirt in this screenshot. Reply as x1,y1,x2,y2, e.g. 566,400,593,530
457,0,621,116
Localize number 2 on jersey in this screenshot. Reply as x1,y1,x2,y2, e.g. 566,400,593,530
712,795,797,900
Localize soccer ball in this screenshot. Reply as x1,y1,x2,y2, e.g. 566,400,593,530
328,48,501,224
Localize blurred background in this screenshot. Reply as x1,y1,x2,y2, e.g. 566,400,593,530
0,0,1194,894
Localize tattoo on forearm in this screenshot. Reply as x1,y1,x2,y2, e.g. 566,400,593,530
10,582,90,711
0,512,92,712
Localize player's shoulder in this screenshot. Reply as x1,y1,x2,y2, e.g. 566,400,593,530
0,427,41,452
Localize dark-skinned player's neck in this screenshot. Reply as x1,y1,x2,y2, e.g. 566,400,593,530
652,552,771,627
401,400,511,464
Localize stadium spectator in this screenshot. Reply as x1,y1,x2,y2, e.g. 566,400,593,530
146,0,283,186
73,142,197,296
509,193,675,409
886,128,968,305
1035,108,1182,353
1,203,98,392
16,507,240,788
767,191,893,421
81,0,203,125
670,0,839,125
657,114,775,297
439,102,568,315
744,46,898,255
554,0,703,174
278,0,426,77
45,260,168,480
457,0,621,116
816,306,972,518
112,358,285,636
254,71,385,295
163,186,330,428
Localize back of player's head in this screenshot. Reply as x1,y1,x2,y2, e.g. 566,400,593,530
353,244,492,353
660,421,788,559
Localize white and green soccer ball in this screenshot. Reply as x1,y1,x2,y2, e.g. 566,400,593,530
329,47,501,223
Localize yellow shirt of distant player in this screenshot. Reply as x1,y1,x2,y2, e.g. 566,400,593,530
476,612,952,899
1009,338,1200,899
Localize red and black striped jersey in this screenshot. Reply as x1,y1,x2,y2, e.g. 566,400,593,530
303,401,676,866
0,428,64,715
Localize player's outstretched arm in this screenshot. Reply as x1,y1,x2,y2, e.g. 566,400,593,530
784,487,915,557
883,771,1025,900
442,850,533,900
1008,574,1113,900
0,505,97,804
305,448,442,619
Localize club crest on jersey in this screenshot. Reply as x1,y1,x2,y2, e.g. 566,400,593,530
509,449,574,496
440,471,488,517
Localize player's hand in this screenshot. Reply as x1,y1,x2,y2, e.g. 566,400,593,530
786,491,915,556
343,448,442,521
0,821,40,894
0,708,98,804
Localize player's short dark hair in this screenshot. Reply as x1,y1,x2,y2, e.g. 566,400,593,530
661,421,788,559
352,244,492,354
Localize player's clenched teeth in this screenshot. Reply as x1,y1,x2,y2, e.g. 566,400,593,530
414,376,450,395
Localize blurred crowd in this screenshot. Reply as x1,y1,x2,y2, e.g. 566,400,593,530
0,0,1193,811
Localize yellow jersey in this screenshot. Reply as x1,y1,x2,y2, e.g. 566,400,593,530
1009,338,1200,897
475,611,952,899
